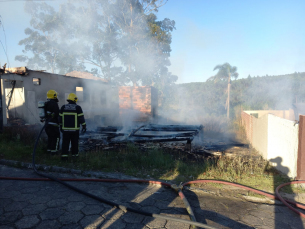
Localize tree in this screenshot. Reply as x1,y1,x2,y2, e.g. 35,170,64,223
103,0,175,86
208,63,239,119
15,3,85,74
15,0,177,87
15,1,121,79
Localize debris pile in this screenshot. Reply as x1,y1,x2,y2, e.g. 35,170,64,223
79,124,203,152
79,124,253,159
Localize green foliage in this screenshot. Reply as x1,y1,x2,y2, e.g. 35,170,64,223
208,62,239,82
16,0,177,88
208,63,239,119
162,72,305,119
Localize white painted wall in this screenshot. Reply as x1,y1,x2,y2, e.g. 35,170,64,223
27,91,36,125
267,114,299,178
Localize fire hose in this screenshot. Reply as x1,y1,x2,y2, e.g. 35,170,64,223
33,121,218,229
2,123,305,228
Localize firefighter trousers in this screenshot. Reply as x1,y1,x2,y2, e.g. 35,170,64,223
62,131,79,156
45,124,60,154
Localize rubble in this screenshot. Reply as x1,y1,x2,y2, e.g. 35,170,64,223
79,124,252,160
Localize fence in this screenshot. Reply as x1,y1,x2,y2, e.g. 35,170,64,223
241,110,300,178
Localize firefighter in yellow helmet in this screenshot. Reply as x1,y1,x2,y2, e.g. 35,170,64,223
58,93,86,161
43,90,60,155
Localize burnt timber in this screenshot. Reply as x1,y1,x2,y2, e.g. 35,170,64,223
82,124,204,145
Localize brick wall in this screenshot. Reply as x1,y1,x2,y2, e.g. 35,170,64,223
118,86,158,122
297,115,305,179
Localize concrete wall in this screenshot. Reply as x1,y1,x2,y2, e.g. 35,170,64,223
267,114,299,178
244,110,294,120
242,111,299,178
252,114,268,159
2,71,159,128
2,71,119,126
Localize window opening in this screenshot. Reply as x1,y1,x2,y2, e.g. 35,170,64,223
33,78,41,85
76,87,83,101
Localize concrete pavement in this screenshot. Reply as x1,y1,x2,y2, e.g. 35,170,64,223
1,163,305,229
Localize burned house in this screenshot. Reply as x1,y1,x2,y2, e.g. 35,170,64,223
1,67,205,154
0,67,158,128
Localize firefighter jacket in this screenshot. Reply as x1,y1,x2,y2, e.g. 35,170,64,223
45,99,59,126
59,101,86,131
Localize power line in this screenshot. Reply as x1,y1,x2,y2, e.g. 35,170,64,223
0,40,9,65
0,17,40,123
0,16,10,69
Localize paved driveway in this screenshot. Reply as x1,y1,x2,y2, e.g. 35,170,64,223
1,164,305,229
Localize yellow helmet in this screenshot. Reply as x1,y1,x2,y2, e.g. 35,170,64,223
47,90,58,99
67,93,78,102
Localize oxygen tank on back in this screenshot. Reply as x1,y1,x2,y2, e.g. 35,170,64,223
38,101,46,119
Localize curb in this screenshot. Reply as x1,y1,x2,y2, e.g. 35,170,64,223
0,159,138,180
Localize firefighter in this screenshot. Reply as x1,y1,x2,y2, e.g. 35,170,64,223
59,93,86,161
43,90,60,155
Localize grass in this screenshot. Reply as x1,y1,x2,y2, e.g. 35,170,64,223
1,131,301,196
1,115,303,197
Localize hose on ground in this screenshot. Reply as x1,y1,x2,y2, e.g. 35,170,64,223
276,181,305,217
182,179,305,220
2,122,305,226
3,175,305,222
29,122,217,229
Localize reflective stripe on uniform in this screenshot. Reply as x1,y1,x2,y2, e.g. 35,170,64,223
78,113,84,116
61,154,69,157
62,112,78,130
81,123,86,125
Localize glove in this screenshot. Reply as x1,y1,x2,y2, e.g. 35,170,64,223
82,124,87,133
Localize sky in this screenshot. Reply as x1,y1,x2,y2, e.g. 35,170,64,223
0,0,304,84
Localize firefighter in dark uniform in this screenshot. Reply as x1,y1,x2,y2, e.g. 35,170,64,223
59,93,86,161
43,90,60,155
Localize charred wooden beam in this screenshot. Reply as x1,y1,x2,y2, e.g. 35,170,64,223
205,143,249,149
86,124,204,146
96,126,123,132
133,132,197,138
96,124,204,133
141,124,203,132
113,137,194,143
